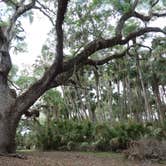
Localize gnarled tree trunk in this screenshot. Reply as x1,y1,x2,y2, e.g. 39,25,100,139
0,0,69,153
0,46,19,153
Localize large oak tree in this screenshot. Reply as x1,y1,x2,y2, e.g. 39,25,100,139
0,0,165,153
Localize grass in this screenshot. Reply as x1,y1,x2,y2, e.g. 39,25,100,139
19,149,123,158
80,151,123,158
3,150,165,166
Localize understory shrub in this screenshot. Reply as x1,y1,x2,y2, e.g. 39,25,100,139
108,122,147,151
35,120,95,150
17,120,166,152
124,139,166,161
93,123,112,151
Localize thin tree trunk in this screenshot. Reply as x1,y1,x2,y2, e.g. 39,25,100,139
61,86,72,119
75,87,89,119
161,85,166,103
84,88,97,123
126,77,132,119
136,54,153,121
108,81,113,123
98,78,107,121
152,74,165,125
122,77,128,120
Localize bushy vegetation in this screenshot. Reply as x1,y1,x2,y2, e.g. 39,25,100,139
125,139,166,161
17,120,166,153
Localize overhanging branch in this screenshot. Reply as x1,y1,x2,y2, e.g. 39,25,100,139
63,26,165,72
85,49,128,66
7,0,36,42
15,0,69,116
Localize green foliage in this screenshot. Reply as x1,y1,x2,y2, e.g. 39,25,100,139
94,123,111,140
123,19,140,36
0,21,9,27
92,123,112,151
34,120,94,150
35,121,62,150
145,124,166,140
112,0,132,13
17,120,166,152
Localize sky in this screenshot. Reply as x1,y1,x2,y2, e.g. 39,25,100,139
11,11,52,68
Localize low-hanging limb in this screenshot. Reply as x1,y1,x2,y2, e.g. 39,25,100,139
84,42,153,66
15,0,69,116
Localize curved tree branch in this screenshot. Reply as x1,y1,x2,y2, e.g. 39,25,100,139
34,0,56,26
134,11,166,22
33,6,55,26
55,0,68,70
7,0,36,42
85,49,129,66
115,12,133,37
122,27,166,43
63,26,165,72
49,26,166,88
150,0,159,8
15,0,69,116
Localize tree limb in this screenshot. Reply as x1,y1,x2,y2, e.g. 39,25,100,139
49,26,165,88
15,0,69,116
115,9,166,37
132,0,139,11
85,49,128,66
7,0,36,42
122,27,166,43
84,43,152,66
150,0,159,8
63,26,165,72
34,0,56,26
33,6,55,26
115,12,132,37
55,0,69,71
134,11,166,22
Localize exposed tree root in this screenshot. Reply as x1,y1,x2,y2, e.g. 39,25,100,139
0,153,28,159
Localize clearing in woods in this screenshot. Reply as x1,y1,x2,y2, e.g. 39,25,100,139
0,151,165,166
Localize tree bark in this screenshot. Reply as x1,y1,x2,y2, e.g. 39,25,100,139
0,46,19,153
0,88,18,153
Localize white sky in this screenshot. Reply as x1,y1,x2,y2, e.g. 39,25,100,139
11,11,52,68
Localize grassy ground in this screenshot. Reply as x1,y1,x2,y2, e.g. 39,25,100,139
0,151,165,166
